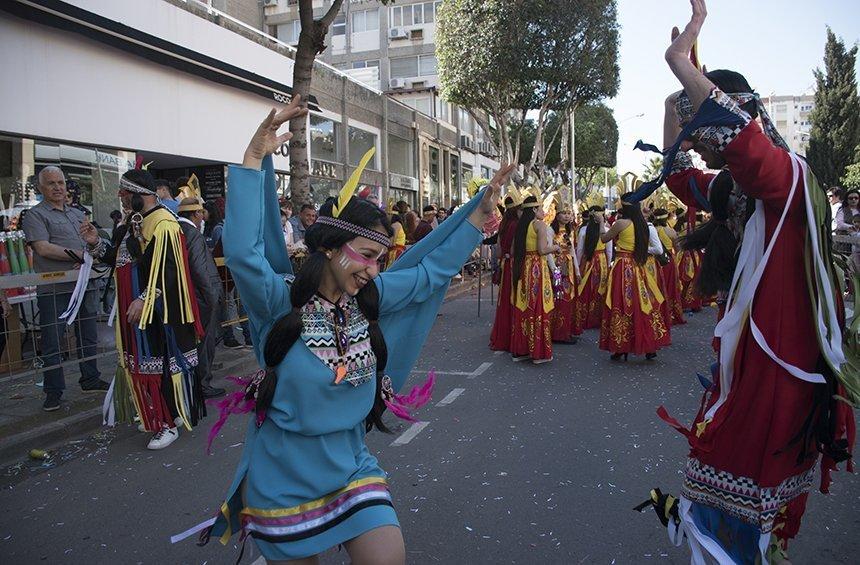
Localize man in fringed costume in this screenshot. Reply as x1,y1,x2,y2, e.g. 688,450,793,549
81,170,205,450
632,2,856,562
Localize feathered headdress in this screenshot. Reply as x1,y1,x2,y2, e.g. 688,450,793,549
315,148,391,248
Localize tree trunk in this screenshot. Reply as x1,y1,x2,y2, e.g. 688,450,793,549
288,0,344,207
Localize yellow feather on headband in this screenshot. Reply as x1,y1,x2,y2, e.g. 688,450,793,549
333,147,375,218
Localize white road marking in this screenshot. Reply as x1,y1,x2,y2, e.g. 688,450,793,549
468,362,493,379
436,388,465,407
411,362,493,378
390,421,429,446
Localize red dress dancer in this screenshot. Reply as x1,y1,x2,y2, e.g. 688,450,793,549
510,195,554,364
598,204,670,359
675,216,703,312
657,87,854,560
654,216,685,325
550,213,578,342
489,203,520,351
575,207,611,330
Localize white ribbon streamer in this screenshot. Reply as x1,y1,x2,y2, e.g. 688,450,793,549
708,153,839,421
170,517,217,544
59,252,94,325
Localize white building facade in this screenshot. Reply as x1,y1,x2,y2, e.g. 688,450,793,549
761,94,815,155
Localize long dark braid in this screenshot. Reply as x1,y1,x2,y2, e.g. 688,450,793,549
621,195,649,265
512,203,537,288
583,206,604,260
256,196,394,432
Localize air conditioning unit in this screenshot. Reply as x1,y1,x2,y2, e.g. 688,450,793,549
460,135,475,151
409,28,424,40
264,0,279,6
478,141,491,154
389,78,407,89
410,80,426,89
388,27,408,39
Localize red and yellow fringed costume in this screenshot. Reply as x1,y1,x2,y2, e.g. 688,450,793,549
385,223,407,269
489,217,518,351
510,222,554,360
599,224,670,355
95,207,205,431
551,227,580,342
656,227,685,325
676,244,702,312
575,234,609,330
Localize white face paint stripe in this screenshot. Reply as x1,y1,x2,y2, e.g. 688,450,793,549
337,253,352,270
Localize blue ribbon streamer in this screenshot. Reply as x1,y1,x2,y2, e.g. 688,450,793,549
628,97,746,206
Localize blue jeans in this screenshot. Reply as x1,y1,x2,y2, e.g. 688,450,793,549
38,290,101,396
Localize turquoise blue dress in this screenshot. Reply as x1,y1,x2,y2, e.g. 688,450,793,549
208,156,484,560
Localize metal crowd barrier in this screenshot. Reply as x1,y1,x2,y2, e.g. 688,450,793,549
0,268,115,383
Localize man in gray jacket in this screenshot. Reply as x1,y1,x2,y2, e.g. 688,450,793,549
177,197,225,398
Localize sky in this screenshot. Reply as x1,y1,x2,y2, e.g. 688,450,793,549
607,0,860,176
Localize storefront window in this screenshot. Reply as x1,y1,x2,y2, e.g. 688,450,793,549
450,154,461,207
387,135,414,177
428,146,441,206
309,178,342,208
0,135,133,230
348,127,378,169
310,115,340,163
387,188,416,211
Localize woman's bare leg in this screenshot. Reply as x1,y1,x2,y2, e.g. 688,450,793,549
343,525,405,565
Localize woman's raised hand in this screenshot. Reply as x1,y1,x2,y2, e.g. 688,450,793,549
468,163,517,231
243,95,309,169
665,0,707,65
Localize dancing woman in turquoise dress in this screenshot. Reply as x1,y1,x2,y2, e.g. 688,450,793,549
189,98,514,564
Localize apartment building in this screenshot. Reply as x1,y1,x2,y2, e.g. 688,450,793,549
263,0,500,207
761,94,815,155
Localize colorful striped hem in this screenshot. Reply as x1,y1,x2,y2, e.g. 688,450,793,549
240,478,393,543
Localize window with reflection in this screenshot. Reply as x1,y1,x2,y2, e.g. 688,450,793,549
348,127,378,168
309,115,340,163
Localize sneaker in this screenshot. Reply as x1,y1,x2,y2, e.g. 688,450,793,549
43,393,61,412
80,379,110,393
243,338,254,349
222,337,243,349
147,426,179,450
203,385,227,399
532,357,553,365
512,355,530,362
137,422,147,433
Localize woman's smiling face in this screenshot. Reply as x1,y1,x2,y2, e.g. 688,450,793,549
329,230,388,296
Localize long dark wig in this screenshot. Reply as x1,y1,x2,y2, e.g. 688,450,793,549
512,197,538,288
620,195,649,265
839,189,860,226
256,196,394,433
679,171,739,296
498,204,520,245
582,206,605,260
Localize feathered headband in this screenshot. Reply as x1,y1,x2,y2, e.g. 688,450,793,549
119,177,156,196
315,148,392,248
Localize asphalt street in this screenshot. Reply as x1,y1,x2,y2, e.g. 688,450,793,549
1,294,857,564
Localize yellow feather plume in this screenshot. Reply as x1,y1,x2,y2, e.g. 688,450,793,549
333,148,375,218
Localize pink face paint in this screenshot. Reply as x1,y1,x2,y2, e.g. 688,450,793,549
340,243,383,268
